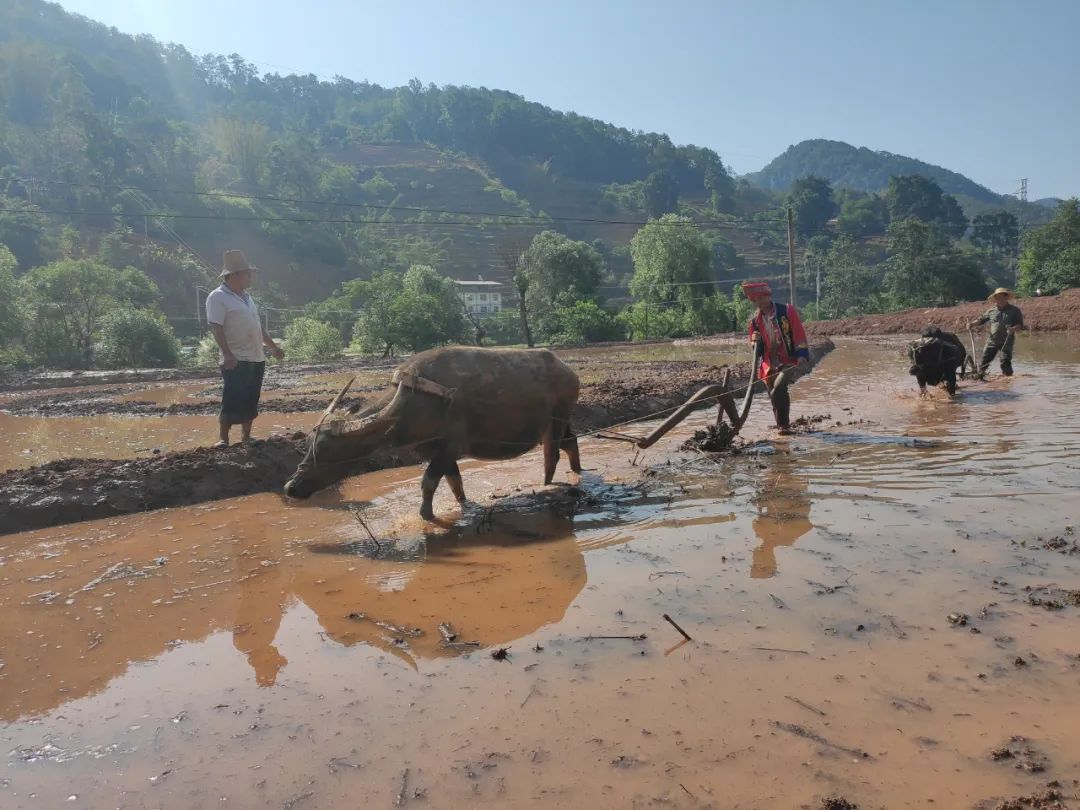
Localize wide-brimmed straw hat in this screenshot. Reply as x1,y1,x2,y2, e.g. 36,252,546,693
741,281,772,299
988,287,1013,300
220,249,259,277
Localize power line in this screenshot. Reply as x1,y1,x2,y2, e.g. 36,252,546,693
0,205,791,232
16,177,790,230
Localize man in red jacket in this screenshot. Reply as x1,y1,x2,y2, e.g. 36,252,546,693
743,281,809,433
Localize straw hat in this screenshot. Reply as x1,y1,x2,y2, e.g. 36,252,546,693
987,287,1013,301
220,249,258,277
741,281,772,299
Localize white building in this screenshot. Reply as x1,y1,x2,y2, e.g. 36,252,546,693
454,276,504,317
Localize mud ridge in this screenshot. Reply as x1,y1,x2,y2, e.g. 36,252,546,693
806,288,1080,337
0,340,833,535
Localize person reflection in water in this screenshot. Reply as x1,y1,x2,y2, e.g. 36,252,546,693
750,471,813,578
232,521,290,687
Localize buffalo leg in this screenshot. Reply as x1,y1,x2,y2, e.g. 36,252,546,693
543,421,562,485
944,368,957,396
561,425,582,474
420,449,458,521
444,458,467,504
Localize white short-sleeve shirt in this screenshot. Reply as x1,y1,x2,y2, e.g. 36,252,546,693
205,284,265,362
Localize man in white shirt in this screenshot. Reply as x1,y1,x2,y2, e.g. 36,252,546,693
205,250,284,448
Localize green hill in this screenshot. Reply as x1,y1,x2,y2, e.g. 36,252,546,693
747,139,1004,202
1,0,775,330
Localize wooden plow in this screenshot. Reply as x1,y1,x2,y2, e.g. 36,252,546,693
595,343,764,449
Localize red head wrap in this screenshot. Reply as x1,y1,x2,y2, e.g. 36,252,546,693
741,281,772,299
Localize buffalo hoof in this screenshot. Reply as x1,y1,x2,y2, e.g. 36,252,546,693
419,504,435,521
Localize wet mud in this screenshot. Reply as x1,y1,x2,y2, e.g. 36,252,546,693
0,342,834,534
1,335,1079,808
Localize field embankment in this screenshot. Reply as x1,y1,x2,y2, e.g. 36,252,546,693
807,288,1079,337
0,341,833,535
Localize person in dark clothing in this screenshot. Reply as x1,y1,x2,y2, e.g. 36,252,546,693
908,326,967,396
969,287,1024,376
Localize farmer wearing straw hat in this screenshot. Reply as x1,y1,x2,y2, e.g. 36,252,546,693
205,250,285,448
969,287,1023,376
742,281,809,433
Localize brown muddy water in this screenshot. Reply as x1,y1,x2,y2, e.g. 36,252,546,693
1,336,1079,808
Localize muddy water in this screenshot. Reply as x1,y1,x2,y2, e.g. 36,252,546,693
0,367,396,471
0,412,319,471
2,336,1078,808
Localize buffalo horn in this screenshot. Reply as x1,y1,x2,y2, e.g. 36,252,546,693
317,376,356,426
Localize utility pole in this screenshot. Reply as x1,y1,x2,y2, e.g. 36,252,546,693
1016,178,1028,286
786,207,798,307
815,263,821,316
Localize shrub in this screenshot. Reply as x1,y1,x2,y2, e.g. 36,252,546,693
98,307,180,370
283,316,344,362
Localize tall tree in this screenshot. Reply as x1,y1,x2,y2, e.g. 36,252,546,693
642,170,679,219
629,215,713,307
519,230,605,324
883,218,987,308
788,175,837,239
886,175,968,237
1017,198,1080,294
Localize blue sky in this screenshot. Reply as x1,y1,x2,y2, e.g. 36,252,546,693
59,0,1079,199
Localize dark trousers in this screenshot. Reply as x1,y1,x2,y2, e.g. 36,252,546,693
220,360,266,425
980,336,1015,376
768,375,792,429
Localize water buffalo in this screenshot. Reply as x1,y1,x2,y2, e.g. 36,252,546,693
284,347,582,519
908,326,968,396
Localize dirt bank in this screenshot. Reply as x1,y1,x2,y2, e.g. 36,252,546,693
0,341,833,535
807,288,1080,337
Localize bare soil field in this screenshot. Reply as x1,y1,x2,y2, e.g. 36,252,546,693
0,342,833,534
807,288,1080,337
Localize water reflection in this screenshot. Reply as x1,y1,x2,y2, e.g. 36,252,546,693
750,466,812,579
0,500,585,720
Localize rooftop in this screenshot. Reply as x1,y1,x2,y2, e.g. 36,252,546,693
453,279,503,287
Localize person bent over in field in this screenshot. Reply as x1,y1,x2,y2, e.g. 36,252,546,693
742,281,810,434
969,287,1024,377
205,250,284,448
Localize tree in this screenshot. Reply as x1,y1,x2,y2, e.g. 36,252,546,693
349,266,468,356
939,194,969,240
1018,199,1080,294
629,215,713,307
818,237,884,318
788,176,837,239
883,218,987,308
886,175,968,237
519,230,605,332
394,264,469,352
350,271,406,356
213,117,269,185
283,316,344,362
21,259,160,368
98,307,180,370
642,170,679,219
835,195,887,238
0,244,27,367
546,301,622,344
971,210,1020,257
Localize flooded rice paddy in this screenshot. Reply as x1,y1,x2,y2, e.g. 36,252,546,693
1,336,1078,808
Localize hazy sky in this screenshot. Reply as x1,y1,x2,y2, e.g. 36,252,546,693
59,0,1079,199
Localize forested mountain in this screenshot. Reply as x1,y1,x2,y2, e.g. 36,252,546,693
748,139,1006,204
0,0,758,325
